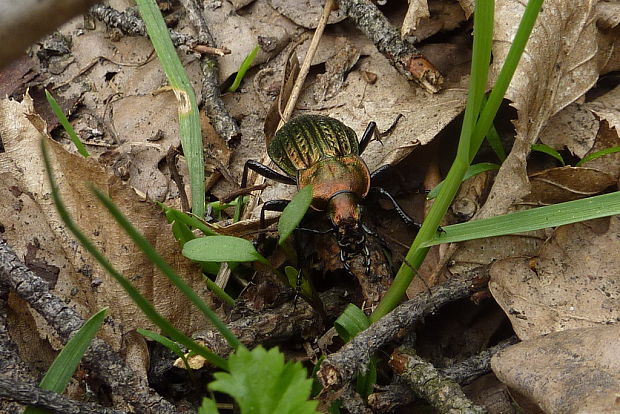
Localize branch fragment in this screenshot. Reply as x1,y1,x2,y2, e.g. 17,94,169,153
336,0,444,93
390,347,486,414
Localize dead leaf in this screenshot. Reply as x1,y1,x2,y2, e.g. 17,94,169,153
489,216,620,340
403,1,466,42
401,0,431,38
267,0,346,29
0,95,214,356
491,325,620,413
457,0,474,19
478,0,601,220
314,39,361,102
539,103,599,158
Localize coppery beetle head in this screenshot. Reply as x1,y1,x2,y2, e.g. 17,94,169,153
327,191,370,271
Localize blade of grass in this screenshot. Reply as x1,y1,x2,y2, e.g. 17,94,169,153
92,188,242,350
371,0,495,322
137,328,194,373
576,146,620,166
228,45,260,92
531,143,565,165
136,0,205,218
24,308,107,414
422,191,620,246
427,162,500,199
44,90,90,157
41,139,230,370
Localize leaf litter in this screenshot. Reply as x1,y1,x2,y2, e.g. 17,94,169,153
0,0,619,412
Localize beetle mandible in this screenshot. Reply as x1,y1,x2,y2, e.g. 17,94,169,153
241,115,421,272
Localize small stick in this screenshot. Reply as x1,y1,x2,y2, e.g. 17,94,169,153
166,146,190,212
390,347,487,414
219,183,269,204
193,45,231,56
336,0,444,93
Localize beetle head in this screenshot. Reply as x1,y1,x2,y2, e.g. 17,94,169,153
328,191,364,250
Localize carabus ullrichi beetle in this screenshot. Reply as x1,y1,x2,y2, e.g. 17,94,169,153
241,115,421,272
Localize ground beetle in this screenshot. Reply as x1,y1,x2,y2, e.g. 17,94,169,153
241,115,421,272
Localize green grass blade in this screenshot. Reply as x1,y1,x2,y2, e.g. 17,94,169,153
576,146,620,166
531,143,565,165
136,0,205,218
203,274,236,306
427,162,500,199
91,189,242,350
44,90,90,157
228,45,260,92
41,140,230,369
278,185,313,245
422,192,620,246
24,308,107,414
137,328,194,373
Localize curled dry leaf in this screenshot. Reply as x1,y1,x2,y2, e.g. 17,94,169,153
491,325,620,413
489,216,620,340
401,0,430,38
477,0,601,220
267,0,346,29
0,95,213,356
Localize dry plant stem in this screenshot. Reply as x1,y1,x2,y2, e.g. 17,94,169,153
0,375,127,414
166,146,190,211
89,4,197,48
0,240,177,414
390,347,486,414
280,0,335,125
338,383,373,414
179,0,241,147
336,0,444,93
317,269,485,390
0,0,101,69
367,381,416,412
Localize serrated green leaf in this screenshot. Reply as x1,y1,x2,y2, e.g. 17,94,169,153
209,346,319,414
25,308,106,414
183,235,268,264
278,185,313,245
531,143,565,165
334,304,369,343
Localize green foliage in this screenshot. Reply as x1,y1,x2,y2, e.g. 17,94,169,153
208,346,319,414
25,308,106,414
137,329,192,372
531,143,565,165
423,191,620,246
228,45,260,92
576,146,620,166
198,398,219,414
136,0,205,218
44,89,90,157
183,235,268,264
278,185,313,245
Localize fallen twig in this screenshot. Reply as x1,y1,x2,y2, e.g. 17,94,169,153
0,375,127,414
0,240,177,414
317,268,487,390
336,0,444,93
179,0,241,147
390,346,486,414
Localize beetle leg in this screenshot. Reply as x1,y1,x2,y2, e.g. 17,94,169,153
242,160,296,188
260,199,290,230
369,186,422,229
370,164,391,183
358,121,377,155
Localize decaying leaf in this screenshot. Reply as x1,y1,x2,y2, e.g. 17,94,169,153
491,325,620,413
267,0,346,29
401,0,430,38
0,95,213,358
489,216,620,340
478,0,601,219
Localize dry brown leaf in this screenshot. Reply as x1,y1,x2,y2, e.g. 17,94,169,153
478,0,601,220
539,103,599,157
403,1,466,42
457,0,474,19
491,325,620,413
0,95,214,356
585,82,620,132
489,216,620,340
266,0,346,29
401,0,431,38
525,166,616,204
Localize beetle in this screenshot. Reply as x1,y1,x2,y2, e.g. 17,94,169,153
240,114,421,272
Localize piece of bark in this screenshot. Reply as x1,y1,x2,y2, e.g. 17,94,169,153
336,0,444,93
0,240,177,413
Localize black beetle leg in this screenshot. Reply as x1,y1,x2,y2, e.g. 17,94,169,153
358,121,377,155
242,160,296,188
369,187,422,230
259,199,290,230
370,164,392,184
